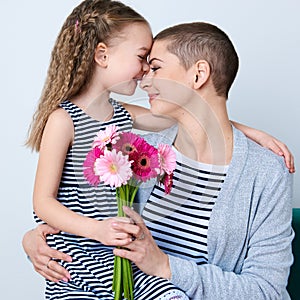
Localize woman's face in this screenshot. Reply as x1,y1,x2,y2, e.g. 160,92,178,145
140,40,195,118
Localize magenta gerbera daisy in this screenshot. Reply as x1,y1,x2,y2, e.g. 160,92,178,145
131,140,160,182
161,172,174,195
92,124,120,150
112,132,142,157
158,144,176,175
94,149,132,187
83,147,103,186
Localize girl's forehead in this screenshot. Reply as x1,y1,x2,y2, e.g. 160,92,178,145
118,23,152,46
122,22,152,37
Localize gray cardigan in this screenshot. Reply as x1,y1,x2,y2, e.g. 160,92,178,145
138,126,294,300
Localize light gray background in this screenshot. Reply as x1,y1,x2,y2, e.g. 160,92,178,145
0,0,299,299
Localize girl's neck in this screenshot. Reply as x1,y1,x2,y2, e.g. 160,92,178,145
71,89,114,122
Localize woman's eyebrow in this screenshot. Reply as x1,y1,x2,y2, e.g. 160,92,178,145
148,58,163,64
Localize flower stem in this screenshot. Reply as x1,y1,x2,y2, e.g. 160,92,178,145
113,184,136,300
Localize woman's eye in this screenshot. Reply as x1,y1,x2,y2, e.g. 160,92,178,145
138,55,147,60
151,67,160,72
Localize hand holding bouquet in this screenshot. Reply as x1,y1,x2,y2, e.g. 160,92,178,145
83,125,176,300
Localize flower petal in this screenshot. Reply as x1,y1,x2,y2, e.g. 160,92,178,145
94,149,132,187
158,144,176,175
92,125,120,149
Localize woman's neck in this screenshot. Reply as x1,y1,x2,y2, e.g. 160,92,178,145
173,95,233,165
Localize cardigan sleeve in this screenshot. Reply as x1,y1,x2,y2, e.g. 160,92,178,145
168,165,294,299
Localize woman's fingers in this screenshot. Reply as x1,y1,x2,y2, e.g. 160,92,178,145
44,259,71,282
23,226,72,282
122,206,144,225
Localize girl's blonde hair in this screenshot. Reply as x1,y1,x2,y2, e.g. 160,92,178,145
26,0,148,151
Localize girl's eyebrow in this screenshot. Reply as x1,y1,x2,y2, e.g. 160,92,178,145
139,46,150,51
148,58,163,64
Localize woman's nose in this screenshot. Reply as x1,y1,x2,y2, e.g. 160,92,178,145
142,60,150,73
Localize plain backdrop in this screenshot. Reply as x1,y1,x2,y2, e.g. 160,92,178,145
0,0,299,299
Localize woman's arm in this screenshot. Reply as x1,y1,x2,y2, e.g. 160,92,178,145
113,169,294,299
167,168,294,299
33,109,132,246
232,120,295,173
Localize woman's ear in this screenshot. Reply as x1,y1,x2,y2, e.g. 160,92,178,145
94,42,109,68
193,60,210,89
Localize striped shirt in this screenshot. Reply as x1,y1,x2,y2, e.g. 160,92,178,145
142,147,228,265
34,100,188,300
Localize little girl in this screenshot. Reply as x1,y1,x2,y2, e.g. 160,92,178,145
26,0,294,299
28,1,188,299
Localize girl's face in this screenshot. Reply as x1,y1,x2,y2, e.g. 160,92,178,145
141,40,195,118
104,23,153,95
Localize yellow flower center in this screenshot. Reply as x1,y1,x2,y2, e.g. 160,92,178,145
102,136,110,143
110,163,118,174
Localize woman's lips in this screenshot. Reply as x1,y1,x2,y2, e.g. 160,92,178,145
148,93,158,103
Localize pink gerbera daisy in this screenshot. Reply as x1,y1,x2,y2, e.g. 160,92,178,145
92,124,120,150
94,149,132,187
131,140,160,182
158,144,177,175
83,147,103,186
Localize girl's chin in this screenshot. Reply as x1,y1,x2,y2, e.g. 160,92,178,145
113,82,137,96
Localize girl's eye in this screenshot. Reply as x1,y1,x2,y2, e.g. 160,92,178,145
138,55,147,60
150,67,160,72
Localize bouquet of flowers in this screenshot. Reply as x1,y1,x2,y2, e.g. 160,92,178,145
83,124,176,300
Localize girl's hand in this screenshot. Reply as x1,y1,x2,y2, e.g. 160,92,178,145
22,224,72,282
231,121,295,173
95,217,133,246
257,132,295,173
112,206,171,279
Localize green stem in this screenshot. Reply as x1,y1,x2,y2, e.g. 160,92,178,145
113,183,137,300
113,255,122,300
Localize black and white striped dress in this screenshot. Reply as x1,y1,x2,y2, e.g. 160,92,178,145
35,100,187,300
142,147,228,265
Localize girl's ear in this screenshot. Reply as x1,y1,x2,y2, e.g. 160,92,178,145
94,42,109,68
193,60,210,89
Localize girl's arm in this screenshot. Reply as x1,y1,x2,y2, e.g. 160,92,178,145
33,109,131,246
122,104,295,173
231,120,295,173
122,103,175,132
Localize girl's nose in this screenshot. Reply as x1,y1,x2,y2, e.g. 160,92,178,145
139,72,152,90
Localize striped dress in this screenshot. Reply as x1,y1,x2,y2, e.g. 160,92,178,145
35,100,187,300
142,147,228,265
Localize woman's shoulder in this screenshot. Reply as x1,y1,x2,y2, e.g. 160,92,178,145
234,127,287,174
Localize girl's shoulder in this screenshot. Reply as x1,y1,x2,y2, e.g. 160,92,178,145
42,107,74,149
48,107,73,129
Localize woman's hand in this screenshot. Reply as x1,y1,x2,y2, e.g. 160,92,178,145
22,224,72,282
112,206,171,279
